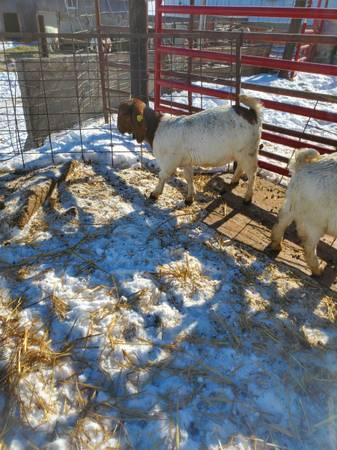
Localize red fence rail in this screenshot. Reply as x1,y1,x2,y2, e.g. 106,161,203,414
157,5,337,20
154,1,337,176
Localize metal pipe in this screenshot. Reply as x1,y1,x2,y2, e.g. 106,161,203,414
95,0,109,123
1,31,336,46
157,45,337,77
235,33,242,109
156,79,337,123
158,5,337,20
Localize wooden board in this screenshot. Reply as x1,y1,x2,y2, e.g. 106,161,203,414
203,174,337,293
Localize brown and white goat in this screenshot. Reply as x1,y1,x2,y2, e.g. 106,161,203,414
117,96,262,205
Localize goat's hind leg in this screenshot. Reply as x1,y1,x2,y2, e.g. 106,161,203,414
271,206,293,252
183,166,195,205
297,224,323,276
241,159,257,204
303,238,323,277
230,163,243,186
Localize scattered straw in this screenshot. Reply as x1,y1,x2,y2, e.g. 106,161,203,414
50,293,69,320
158,254,213,294
0,300,71,427
315,295,337,323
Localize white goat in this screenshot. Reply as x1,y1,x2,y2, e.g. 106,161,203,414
117,96,262,205
271,148,337,276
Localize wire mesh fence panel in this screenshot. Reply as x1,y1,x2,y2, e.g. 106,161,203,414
0,31,152,171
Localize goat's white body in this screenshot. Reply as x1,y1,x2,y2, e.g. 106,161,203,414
271,149,337,275
153,106,261,168
151,98,262,203
287,153,337,237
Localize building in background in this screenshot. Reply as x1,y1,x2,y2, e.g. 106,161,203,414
0,0,129,34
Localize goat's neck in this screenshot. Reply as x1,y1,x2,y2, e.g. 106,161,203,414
144,106,163,148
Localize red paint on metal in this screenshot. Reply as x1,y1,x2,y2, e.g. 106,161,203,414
157,45,337,77
154,3,337,176
158,5,337,20
157,78,337,123
154,0,163,111
261,131,335,153
157,78,234,101
258,161,289,176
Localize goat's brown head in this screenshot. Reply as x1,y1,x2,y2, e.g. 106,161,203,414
117,98,147,144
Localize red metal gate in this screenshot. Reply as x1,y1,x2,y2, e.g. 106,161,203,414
154,1,337,176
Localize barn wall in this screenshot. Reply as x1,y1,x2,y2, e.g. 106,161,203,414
0,0,129,34
0,0,38,33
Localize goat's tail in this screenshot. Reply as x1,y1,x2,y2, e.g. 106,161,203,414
289,148,320,174
239,95,263,119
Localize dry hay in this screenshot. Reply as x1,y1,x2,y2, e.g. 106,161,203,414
0,164,336,448
0,295,71,427
314,295,337,323
71,412,122,450
221,435,286,449
50,293,69,320
158,253,216,294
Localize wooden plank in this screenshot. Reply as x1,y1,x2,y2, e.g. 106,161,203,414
11,160,80,230
203,174,337,292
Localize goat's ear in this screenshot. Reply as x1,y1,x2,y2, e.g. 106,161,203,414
117,101,135,134
130,101,147,143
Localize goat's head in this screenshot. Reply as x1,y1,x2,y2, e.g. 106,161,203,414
117,98,147,144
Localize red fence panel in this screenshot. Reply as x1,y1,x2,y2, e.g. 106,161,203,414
154,1,337,176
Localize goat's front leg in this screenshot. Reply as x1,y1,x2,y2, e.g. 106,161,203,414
150,167,175,201
183,166,195,205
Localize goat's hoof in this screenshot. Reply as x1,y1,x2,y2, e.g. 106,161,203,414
311,267,323,278
184,198,194,206
270,243,282,253
230,181,239,187
243,198,252,205
268,242,282,255
149,192,158,201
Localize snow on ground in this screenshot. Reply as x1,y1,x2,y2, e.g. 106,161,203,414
0,160,336,450
0,71,144,171
0,41,25,51
0,72,27,163
0,71,336,448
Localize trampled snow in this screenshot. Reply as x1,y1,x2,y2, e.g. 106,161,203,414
0,70,336,449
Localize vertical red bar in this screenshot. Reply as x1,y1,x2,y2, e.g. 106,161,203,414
318,0,329,34
187,0,195,114
154,0,163,111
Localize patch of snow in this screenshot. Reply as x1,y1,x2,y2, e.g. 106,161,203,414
0,162,336,449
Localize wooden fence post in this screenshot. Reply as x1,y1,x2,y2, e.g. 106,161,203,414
280,0,307,78
37,15,49,58
129,0,149,102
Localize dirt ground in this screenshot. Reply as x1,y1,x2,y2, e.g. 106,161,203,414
204,173,337,293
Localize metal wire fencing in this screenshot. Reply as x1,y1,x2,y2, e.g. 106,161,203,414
0,31,153,170
1,25,337,175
